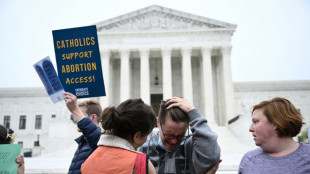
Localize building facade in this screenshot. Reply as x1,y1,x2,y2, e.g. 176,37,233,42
97,5,237,126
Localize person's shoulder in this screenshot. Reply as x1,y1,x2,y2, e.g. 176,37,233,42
298,143,310,156
300,142,310,148
242,148,264,161
239,148,264,170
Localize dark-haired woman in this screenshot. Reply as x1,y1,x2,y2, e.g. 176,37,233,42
68,98,157,174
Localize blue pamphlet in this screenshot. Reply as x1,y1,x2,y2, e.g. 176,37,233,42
52,25,106,98
34,56,65,103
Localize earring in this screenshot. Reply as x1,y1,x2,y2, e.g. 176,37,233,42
6,129,12,139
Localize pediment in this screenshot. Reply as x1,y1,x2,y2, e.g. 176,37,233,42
96,5,237,32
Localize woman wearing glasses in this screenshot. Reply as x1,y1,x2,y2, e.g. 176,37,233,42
138,97,221,174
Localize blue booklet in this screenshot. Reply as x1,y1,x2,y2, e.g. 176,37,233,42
33,56,65,103
52,25,106,98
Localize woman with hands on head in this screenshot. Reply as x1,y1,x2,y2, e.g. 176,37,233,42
139,96,221,174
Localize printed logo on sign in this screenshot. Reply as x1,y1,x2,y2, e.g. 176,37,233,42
75,88,89,96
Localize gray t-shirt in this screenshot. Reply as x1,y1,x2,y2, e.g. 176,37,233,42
239,143,310,174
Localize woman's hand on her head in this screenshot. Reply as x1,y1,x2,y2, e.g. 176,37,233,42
166,97,195,113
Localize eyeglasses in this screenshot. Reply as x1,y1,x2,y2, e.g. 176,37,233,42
159,122,185,141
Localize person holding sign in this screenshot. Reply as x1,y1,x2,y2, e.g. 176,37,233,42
0,125,25,174
64,92,102,174
81,98,157,174
238,97,310,173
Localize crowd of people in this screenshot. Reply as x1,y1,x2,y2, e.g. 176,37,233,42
1,93,309,173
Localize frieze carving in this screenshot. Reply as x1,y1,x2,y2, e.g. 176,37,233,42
98,11,224,32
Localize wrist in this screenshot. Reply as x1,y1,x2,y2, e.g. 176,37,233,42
76,116,87,124
186,107,195,113
72,110,85,121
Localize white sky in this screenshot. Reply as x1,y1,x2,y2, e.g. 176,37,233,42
0,0,309,88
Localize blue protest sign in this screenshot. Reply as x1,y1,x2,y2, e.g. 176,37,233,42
34,56,65,103
52,25,106,98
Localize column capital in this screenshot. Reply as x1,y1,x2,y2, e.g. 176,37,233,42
181,47,192,57
161,47,172,57
120,49,130,57
139,49,150,58
101,50,110,58
201,47,212,56
221,46,232,56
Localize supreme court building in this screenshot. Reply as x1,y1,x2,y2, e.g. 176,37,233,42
97,5,237,126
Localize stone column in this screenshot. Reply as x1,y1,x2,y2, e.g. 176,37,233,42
140,49,150,104
181,47,193,104
120,49,130,102
222,46,235,124
161,48,172,100
201,47,215,123
100,50,110,108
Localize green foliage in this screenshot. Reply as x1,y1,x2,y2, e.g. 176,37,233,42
298,129,308,143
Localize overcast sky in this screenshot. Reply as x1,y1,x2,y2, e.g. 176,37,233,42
0,0,309,88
